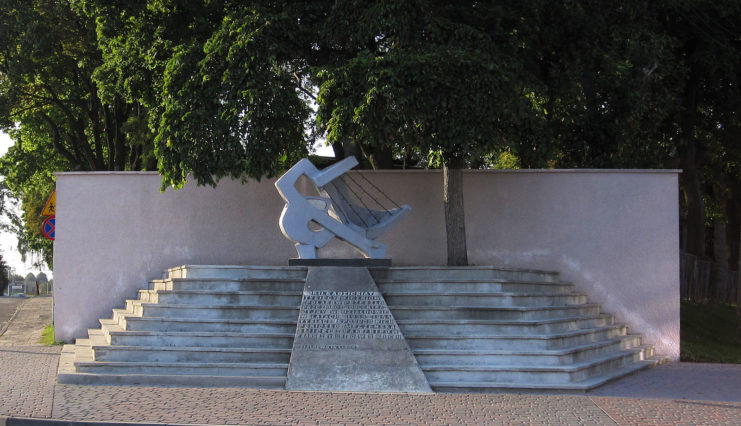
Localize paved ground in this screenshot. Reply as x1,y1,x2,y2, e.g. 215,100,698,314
0,297,26,336
0,296,52,346
1,296,740,425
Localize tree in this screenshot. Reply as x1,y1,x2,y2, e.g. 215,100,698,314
86,0,550,265
0,0,157,265
84,1,740,269
0,254,9,295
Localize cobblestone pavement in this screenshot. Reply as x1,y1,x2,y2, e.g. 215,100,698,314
0,297,26,336
0,296,53,346
52,387,618,425
588,362,741,402
1,296,741,425
0,345,60,419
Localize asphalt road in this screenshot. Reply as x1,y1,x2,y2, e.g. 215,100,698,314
0,297,26,335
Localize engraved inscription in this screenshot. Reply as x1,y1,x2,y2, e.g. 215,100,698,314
295,291,402,342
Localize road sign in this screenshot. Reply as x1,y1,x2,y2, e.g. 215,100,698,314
41,191,56,216
42,215,55,240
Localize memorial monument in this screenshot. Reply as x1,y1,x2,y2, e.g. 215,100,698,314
275,156,410,260
275,157,430,392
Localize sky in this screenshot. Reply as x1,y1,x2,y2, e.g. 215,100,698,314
0,130,53,278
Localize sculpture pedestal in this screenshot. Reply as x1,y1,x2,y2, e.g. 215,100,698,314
288,258,392,267
285,267,431,392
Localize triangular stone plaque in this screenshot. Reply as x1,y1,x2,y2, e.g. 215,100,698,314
286,267,431,392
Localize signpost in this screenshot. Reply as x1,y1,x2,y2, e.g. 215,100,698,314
41,190,56,241
42,216,55,241
41,191,56,216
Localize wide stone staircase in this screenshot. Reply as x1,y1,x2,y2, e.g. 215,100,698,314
58,266,306,387
371,267,661,392
59,265,663,391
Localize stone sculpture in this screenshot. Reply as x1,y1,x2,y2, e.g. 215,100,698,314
275,156,411,259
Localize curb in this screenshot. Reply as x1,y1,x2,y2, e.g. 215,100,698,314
0,416,202,426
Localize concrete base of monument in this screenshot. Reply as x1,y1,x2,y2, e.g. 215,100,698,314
285,267,431,393
288,258,392,267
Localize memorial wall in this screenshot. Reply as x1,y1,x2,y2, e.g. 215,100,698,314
53,169,680,359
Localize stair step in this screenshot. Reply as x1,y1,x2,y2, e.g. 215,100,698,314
166,265,306,280
389,304,601,320
422,348,651,384
383,292,587,307
370,266,560,283
105,316,297,333
125,302,300,320
413,337,645,366
138,290,302,306
397,315,614,334
57,372,286,387
91,345,292,363
74,361,288,376
103,330,295,348
152,278,305,292
429,357,663,393
377,280,576,294
405,325,627,350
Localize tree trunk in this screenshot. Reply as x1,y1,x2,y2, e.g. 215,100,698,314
711,214,728,301
443,161,468,266
737,228,741,341
678,61,705,258
727,200,740,271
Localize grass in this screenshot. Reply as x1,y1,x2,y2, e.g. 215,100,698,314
39,324,60,346
680,300,741,364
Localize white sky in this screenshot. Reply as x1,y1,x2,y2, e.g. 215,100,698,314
0,130,53,278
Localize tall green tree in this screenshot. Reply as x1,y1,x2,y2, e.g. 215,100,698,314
0,254,8,295
87,0,548,265
0,0,157,265
84,0,740,269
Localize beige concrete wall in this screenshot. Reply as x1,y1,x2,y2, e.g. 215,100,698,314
54,169,679,359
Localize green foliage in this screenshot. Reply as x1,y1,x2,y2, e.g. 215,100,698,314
0,253,9,295
0,0,157,266
316,2,536,169
6,1,735,267
485,150,521,170
39,324,58,346
85,1,546,186
681,301,741,364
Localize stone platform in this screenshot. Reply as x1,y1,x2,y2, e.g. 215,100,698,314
58,264,663,392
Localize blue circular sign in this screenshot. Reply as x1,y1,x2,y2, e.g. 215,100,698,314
42,216,55,240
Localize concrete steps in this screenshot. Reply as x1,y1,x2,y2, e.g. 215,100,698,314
58,264,664,391
378,267,663,392
91,346,292,363
73,361,287,376
102,317,298,333
58,265,306,387
384,292,588,307
388,304,603,320
137,290,303,306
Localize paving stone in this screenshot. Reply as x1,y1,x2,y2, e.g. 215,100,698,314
590,397,741,426
0,345,60,419
589,362,741,402
0,296,53,346
2,293,741,425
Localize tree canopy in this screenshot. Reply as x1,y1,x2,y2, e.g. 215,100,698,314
0,0,158,264
0,0,739,270
83,0,696,264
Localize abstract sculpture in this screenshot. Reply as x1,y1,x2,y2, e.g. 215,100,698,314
275,156,411,259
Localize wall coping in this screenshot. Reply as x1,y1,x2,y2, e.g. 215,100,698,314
56,169,681,177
